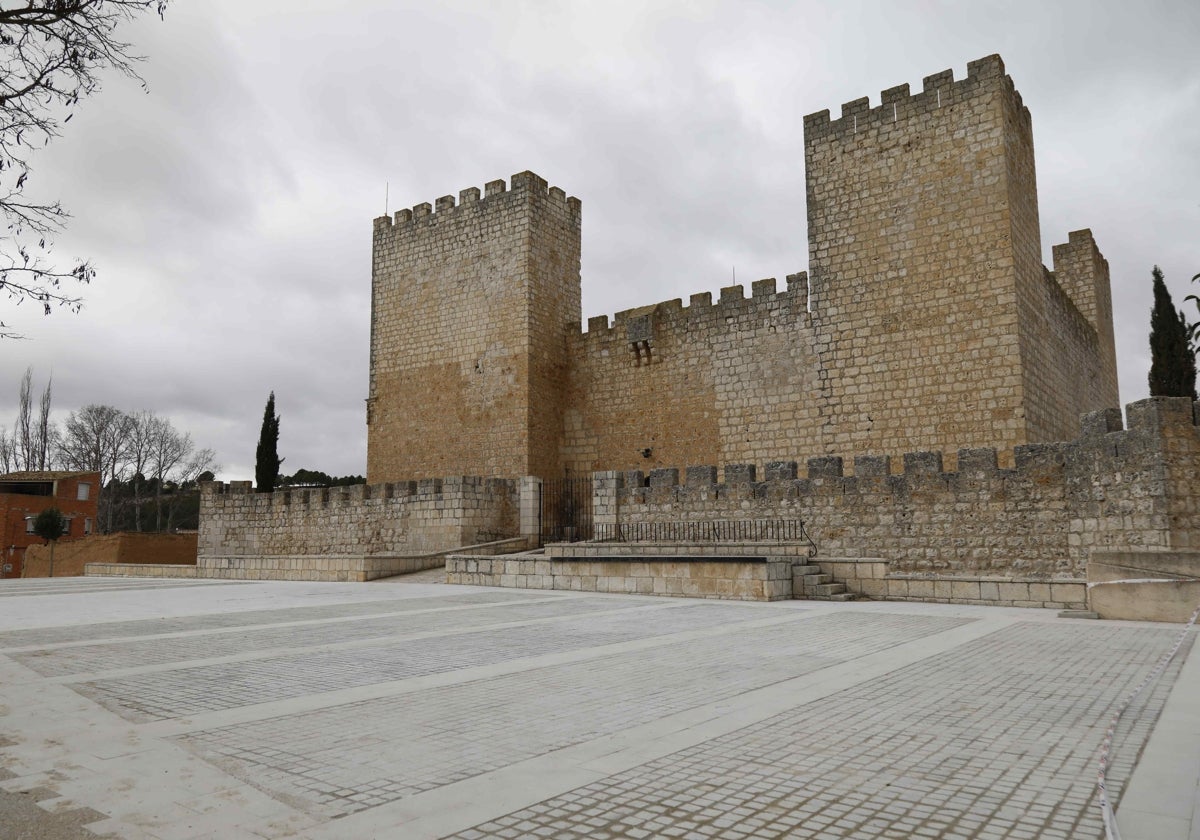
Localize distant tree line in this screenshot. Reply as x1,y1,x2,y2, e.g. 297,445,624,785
277,468,366,488
0,368,217,533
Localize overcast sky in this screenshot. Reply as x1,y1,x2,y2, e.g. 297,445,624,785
2,0,1198,481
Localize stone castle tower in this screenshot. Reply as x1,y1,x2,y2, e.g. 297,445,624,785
367,55,1118,482
368,173,581,481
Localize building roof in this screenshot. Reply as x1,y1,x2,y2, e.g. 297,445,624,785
0,471,99,481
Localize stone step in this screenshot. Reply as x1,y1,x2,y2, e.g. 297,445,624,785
803,573,832,586
826,592,856,602
808,582,846,597
793,564,822,576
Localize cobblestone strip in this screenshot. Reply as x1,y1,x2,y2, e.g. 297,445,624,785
431,622,1189,840
0,579,247,598
15,596,638,677
75,603,775,722
179,613,968,817
0,590,547,649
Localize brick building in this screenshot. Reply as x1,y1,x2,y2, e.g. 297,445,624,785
1,471,101,578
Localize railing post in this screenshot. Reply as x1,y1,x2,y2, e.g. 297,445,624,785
519,476,542,547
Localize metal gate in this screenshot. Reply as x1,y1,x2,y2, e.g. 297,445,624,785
539,476,593,543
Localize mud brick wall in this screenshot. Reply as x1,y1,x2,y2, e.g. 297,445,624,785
601,398,1200,579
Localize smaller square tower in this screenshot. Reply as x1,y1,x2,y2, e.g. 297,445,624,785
367,172,581,482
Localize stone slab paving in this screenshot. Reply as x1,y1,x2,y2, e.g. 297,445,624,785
0,576,1196,840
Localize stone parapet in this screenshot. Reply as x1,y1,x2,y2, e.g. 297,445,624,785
601,398,1200,582
446,552,793,601
196,476,519,581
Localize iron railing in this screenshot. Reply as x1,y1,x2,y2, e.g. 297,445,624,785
593,519,817,557
539,477,594,543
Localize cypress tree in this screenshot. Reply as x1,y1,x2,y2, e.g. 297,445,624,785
1148,267,1197,400
255,392,282,493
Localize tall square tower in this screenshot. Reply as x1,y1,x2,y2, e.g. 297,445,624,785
367,172,581,481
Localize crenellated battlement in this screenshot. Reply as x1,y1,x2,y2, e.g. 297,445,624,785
602,398,1200,579
573,272,810,344
613,398,1200,504
201,475,513,508
372,170,580,239
802,54,1029,143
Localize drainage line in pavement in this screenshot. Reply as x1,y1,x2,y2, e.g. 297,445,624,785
1096,600,1200,840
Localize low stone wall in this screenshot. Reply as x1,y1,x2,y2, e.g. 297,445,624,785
810,558,1087,609
1086,551,1200,623
24,532,198,578
197,476,523,581
84,563,199,579
596,398,1200,584
447,546,793,601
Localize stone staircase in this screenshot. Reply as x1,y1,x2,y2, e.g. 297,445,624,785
793,563,855,601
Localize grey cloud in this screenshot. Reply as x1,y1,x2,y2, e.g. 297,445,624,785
2,0,1197,481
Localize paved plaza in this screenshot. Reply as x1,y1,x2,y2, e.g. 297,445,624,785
0,576,1197,839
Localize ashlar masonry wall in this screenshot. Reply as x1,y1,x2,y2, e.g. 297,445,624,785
368,172,581,482
557,55,1117,477
562,275,821,474
197,477,519,581
598,398,1200,581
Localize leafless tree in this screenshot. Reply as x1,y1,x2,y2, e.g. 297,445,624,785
15,367,32,466
12,367,55,470
164,445,215,531
35,370,51,468
0,425,14,472
123,409,157,530
56,403,131,530
1,1,170,338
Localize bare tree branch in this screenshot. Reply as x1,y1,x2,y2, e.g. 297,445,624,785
1,1,170,338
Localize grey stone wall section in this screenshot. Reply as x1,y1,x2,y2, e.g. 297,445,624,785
197,476,519,581
598,398,1200,579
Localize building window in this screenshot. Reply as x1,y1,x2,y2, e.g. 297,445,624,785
84,518,93,535
77,482,91,501
25,517,35,534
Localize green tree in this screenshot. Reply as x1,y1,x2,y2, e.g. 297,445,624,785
32,506,67,577
255,392,281,493
1148,267,1197,400
1186,272,1200,356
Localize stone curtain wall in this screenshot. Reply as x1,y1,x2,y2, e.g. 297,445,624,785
598,398,1200,579
368,172,581,482
562,275,821,474
197,477,519,581
558,56,1117,477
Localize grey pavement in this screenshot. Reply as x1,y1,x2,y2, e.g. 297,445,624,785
0,575,1196,839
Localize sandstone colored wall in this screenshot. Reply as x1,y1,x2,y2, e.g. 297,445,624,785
803,54,1117,468
562,276,821,474
197,477,519,581
23,532,198,578
368,172,580,482
556,56,1119,478
598,398,1200,580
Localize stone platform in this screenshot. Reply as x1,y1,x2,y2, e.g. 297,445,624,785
0,575,1196,839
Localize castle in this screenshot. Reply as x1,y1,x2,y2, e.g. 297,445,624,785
366,54,1117,483
190,56,1199,616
